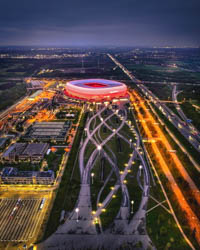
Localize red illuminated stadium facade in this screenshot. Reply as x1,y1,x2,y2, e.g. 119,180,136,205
64,79,128,102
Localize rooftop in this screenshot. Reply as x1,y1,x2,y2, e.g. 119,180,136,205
21,143,49,156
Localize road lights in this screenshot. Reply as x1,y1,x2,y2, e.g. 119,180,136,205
93,217,99,224
91,172,94,184
97,145,102,151
139,165,143,176
131,200,134,214
129,138,132,147
75,207,79,222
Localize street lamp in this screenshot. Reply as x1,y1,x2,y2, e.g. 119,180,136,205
129,139,132,147
97,145,102,151
131,200,134,214
75,208,79,222
139,165,143,177
91,172,94,184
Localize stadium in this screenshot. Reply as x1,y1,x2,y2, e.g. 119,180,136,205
64,79,128,102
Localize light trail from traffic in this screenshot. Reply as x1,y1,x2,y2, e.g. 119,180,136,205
129,90,200,245
132,91,200,205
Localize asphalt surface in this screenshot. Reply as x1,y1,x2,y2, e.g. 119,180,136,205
38,104,154,249
107,53,200,152
0,198,44,242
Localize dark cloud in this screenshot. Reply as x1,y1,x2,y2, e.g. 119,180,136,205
0,0,200,46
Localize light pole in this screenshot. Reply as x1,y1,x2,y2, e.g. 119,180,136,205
97,145,102,155
91,172,94,184
129,139,132,147
75,208,79,222
139,165,143,177
131,200,134,214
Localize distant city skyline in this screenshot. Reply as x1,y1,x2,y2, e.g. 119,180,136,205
0,0,200,47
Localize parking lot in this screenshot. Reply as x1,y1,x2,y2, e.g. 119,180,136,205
0,198,44,241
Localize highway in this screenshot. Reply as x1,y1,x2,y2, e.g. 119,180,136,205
130,90,200,245
148,100,200,172
172,84,186,121
107,53,200,152
146,148,196,250
137,84,200,151
106,53,200,246
172,84,199,137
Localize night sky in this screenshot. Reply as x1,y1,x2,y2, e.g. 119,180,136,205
0,0,200,47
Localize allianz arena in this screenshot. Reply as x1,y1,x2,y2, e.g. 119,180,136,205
64,79,128,102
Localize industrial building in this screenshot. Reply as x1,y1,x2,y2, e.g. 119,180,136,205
0,167,54,185
27,80,45,90
0,137,9,152
23,121,71,142
19,143,49,162
28,90,43,100
2,143,49,162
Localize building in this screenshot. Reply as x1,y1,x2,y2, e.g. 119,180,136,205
0,168,33,184
2,143,27,162
2,143,49,162
28,90,42,100
27,80,45,90
24,121,71,142
35,171,55,185
19,143,49,162
0,167,54,185
0,137,9,152
64,79,128,102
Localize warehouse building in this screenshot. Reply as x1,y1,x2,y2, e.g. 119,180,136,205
0,167,54,185
2,143,49,162
24,121,71,142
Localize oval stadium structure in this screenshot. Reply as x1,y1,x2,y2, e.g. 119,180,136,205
64,79,128,102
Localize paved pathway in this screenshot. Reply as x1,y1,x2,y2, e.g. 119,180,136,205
37,105,154,250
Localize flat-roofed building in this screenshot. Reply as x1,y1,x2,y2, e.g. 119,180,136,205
24,121,71,142
2,143,27,162
27,80,45,90
28,90,42,100
2,143,49,162
34,171,55,185
19,143,49,162
0,137,9,152
0,167,54,185
0,167,33,184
